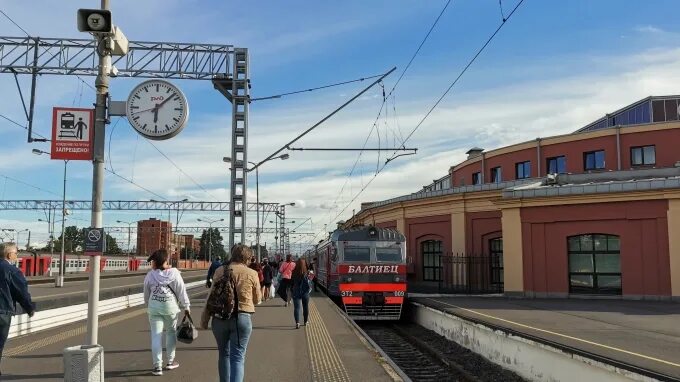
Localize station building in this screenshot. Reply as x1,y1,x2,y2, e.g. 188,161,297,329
345,95,680,300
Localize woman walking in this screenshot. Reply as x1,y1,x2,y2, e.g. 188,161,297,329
278,255,296,306
291,258,314,329
262,258,274,300
143,249,190,376
202,244,262,382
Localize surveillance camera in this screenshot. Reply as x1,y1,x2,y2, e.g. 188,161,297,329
109,65,119,77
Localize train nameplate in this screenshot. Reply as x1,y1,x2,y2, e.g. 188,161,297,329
341,265,405,274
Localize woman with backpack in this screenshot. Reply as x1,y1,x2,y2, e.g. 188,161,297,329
291,258,314,329
201,244,262,382
262,258,274,301
143,249,190,376
277,255,296,307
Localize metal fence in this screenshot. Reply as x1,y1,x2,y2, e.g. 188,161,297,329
410,253,504,294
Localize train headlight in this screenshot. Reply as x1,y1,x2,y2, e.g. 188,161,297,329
394,276,401,282
345,276,352,283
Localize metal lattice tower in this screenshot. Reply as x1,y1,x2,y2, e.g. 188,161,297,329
213,48,249,255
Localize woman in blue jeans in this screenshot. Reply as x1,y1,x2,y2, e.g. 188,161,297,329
202,245,262,382
291,258,313,329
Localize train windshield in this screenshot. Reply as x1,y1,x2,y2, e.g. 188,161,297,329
344,247,370,262
376,248,401,262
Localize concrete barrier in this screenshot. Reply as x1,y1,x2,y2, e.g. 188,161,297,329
9,280,203,339
410,302,661,382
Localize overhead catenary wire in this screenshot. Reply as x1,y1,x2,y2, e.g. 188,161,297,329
0,113,49,141
317,0,526,241
0,9,30,37
251,73,385,101
104,168,168,201
0,173,61,198
145,140,218,201
328,0,453,214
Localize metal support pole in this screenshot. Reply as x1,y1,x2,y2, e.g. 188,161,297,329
126,224,131,272
26,38,39,143
208,224,213,263
255,166,260,262
87,0,111,346
56,160,68,287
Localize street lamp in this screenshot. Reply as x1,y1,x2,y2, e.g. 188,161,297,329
223,154,289,262
33,148,71,287
117,220,135,272
198,218,224,262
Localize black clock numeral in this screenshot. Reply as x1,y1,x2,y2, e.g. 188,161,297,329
166,87,172,94
143,87,148,92
133,116,140,121
134,94,141,99
156,84,159,92
174,107,182,111
130,106,139,110
173,117,179,122
173,96,180,101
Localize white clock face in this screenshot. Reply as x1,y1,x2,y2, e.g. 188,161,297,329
126,80,189,140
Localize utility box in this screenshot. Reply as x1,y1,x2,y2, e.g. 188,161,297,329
63,345,104,382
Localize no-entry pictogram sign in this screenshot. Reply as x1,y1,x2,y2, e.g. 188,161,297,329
50,107,94,160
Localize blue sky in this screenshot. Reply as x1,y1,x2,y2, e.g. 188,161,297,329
2,0,680,249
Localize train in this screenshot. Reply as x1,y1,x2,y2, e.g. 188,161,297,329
308,225,407,320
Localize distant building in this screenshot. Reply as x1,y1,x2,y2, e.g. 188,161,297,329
136,218,172,257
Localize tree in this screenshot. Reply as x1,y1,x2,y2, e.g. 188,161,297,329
53,226,84,253
199,228,226,261
105,233,121,255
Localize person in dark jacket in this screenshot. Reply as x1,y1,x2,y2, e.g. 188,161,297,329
291,258,313,329
261,258,274,300
206,258,223,288
0,243,35,372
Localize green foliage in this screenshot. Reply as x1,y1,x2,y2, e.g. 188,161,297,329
198,228,225,261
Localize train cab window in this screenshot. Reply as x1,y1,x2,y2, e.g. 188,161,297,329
376,248,402,262
343,247,370,262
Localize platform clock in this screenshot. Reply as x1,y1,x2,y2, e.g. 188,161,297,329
126,80,189,140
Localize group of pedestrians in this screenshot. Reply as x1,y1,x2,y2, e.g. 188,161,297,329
0,241,316,381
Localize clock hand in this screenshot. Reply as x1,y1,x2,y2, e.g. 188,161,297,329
131,106,157,115
153,108,159,123
156,93,176,109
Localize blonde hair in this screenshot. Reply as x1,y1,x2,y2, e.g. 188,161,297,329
0,242,17,259
230,244,253,264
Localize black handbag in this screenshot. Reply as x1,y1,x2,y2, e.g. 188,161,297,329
177,312,198,344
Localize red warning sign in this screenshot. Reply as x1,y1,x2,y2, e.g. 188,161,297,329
50,107,94,161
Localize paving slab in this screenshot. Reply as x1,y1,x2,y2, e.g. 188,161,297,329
2,290,397,381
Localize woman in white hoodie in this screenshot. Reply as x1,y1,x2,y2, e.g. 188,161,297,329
143,249,190,376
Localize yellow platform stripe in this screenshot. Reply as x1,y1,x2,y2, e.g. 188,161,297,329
426,298,680,369
306,299,352,382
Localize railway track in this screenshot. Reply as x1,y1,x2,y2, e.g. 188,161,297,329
359,322,478,382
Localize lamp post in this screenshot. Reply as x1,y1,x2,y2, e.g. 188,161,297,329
224,153,289,262
33,149,70,287
116,220,134,272
198,218,224,262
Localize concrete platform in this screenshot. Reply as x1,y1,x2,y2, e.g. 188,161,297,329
413,296,680,380
2,290,398,381
28,270,205,310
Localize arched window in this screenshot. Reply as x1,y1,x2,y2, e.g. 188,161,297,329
421,240,443,281
568,234,621,295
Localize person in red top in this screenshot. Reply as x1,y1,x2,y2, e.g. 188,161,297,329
277,255,296,307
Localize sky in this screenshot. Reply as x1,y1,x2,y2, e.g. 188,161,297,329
2,0,680,251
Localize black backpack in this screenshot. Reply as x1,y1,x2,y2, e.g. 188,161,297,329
206,265,239,319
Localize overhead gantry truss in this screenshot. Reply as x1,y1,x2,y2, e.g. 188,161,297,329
0,37,233,79
0,200,280,212
104,226,313,235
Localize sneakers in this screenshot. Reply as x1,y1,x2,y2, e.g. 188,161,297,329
165,361,180,370
151,367,163,376
296,322,300,329
304,321,309,326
